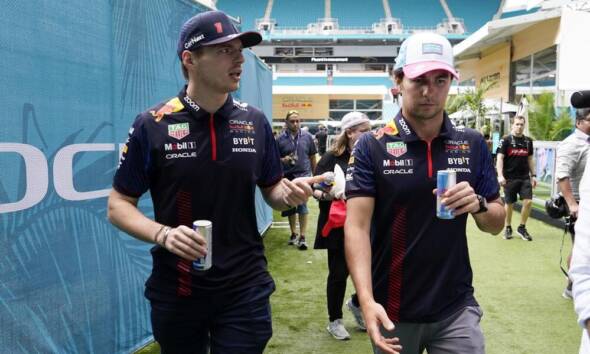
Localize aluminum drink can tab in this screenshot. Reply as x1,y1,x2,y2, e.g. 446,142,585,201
192,220,212,271
436,169,456,219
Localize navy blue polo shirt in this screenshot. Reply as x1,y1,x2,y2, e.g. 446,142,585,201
346,112,499,323
113,87,283,300
276,130,317,178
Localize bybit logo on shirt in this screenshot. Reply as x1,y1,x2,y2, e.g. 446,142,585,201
447,156,470,165
233,137,255,145
232,137,256,153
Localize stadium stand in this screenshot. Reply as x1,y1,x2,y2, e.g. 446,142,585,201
216,0,501,124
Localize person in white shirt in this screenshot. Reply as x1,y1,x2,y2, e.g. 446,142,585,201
558,108,590,298
570,158,590,353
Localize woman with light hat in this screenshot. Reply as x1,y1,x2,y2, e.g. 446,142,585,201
312,111,372,340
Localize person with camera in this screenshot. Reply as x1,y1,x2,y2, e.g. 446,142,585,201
496,115,537,241
557,107,590,299
277,110,318,250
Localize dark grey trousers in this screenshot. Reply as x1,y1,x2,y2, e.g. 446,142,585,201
373,306,485,354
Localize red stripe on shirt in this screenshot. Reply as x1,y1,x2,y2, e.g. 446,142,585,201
386,207,407,322
176,190,193,297
209,114,217,161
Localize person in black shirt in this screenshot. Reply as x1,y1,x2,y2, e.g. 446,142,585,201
106,11,313,354
313,112,371,340
315,124,328,156
496,115,537,241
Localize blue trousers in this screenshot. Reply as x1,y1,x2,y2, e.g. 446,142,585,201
151,281,275,354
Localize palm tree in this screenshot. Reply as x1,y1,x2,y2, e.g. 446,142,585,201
446,79,496,130
527,92,573,141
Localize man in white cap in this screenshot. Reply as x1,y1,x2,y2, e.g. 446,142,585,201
345,32,505,354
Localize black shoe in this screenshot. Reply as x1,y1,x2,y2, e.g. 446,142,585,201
288,233,298,245
503,226,513,240
517,225,532,241
297,237,308,250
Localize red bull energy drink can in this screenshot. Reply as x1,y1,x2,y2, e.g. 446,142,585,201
436,169,456,219
193,220,212,271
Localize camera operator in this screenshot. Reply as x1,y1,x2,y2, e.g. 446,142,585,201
557,106,590,299
277,110,317,250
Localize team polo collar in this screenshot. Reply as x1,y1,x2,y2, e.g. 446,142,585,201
438,113,457,139
394,111,456,142
177,86,235,120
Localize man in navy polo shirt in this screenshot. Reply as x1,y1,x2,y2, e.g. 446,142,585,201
277,110,317,250
344,32,505,354
107,11,312,354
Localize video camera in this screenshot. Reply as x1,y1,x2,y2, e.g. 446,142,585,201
571,90,590,108
545,194,576,234
545,194,569,219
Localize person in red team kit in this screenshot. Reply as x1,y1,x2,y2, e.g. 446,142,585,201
107,11,313,354
345,32,504,354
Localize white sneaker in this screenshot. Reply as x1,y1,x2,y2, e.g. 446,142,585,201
326,319,350,340
346,299,366,331
297,237,308,250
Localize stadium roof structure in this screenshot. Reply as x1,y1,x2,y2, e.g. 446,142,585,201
453,1,590,61
253,0,472,41
454,7,561,61
260,32,469,42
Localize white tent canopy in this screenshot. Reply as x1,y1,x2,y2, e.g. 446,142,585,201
449,99,518,120
318,119,389,128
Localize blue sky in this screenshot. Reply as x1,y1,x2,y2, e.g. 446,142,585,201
217,0,501,34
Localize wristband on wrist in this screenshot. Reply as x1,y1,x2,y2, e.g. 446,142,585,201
153,225,165,244
160,227,171,247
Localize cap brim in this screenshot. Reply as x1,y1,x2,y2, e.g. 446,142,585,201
202,31,262,48
403,61,459,80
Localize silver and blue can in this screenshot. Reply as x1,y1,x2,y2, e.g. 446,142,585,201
436,169,456,219
192,220,212,271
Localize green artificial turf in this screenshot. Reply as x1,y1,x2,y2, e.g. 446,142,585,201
136,203,581,354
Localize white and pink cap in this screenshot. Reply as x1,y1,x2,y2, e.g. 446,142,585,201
393,32,459,80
